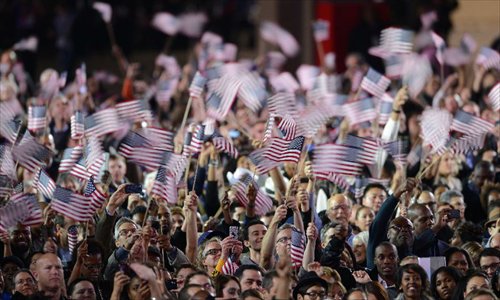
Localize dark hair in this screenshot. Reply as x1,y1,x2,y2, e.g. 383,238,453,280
342,288,368,300
234,264,263,280
12,268,35,284
430,266,462,299
185,270,211,286
263,270,278,291
455,222,484,245
445,247,474,270
214,275,240,297
71,239,105,267
479,247,500,261
361,183,387,200
178,284,202,300
362,281,389,300
67,278,96,296
240,289,264,300
130,205,147,217
396,264,429,293
452,270,490,300
176,263,198,276
242,220,266,241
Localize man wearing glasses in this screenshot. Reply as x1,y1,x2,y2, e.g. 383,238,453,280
293,271,328,300
479,247,500,279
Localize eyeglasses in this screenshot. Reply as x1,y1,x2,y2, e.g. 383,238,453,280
203,248,221,257
303,291,326,299
481,262,500,272
277,236,292,244
15,278,35,286
119,228,136,237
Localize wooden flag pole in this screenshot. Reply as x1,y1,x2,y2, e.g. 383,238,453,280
315,40,325,69
179,96,193,138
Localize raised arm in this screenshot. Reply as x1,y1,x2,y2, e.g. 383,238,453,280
302,222,317,270
185,192,199,263
259,204,287,270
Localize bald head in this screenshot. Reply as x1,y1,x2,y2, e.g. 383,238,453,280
33,253,63,293
327,194,352,225
417,191,436,213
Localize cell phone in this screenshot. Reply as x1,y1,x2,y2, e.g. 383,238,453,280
125,184,143,194
166,279,178,291
447,209,461,219
229,226,239,239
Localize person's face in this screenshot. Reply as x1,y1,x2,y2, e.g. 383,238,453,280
171,213,184,231
346,290,367,300
298,285,326,300
43,239,57,254
109,158,126,183
175,267,195,291
2,262,20,284
222,279,241,299
401,270,422,298
158,205,172,230
329,283,344,300
245,224,267,251
448,252,469,275
127,277,143,300
387,218,414,248
10,225,32,251
188,274,215,296
70,280,96,300
374,245,398,278
438,153,455,176
327,195,352,225
81,254,102,282
275,228,292,257
449,196,466,219
353,240,366,263
33,254,64,290
116,222,137,247
465,276,490,297
13,272,36,296
240,269,263,292
355,208,374,232
408,115,420,138
412,206,435,236
435,271,456,300
471,166,494,189
203,241,222,269
362,188,386,213
29,253,43,273
479,255,500,279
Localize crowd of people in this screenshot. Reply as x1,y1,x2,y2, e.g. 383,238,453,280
0,4,499,300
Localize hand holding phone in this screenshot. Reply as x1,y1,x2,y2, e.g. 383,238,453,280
125,184,143,194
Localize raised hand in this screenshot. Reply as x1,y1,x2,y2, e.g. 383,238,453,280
306,223,317,242
271,205,288,226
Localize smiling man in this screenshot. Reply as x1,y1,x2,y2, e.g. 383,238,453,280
241,220,268,266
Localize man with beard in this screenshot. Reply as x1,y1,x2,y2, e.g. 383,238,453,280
240,220,267,266
32,253,65,300
367,178,418,269
369,242,398,298
7,224,33,262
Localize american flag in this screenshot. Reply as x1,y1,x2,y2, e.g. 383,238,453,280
84,176,107,211
188,124,205,154
59,146,84,173
267,92,298,117
231,173,273,215
248,148,280,174
476,47,500,71
156,79,178,103
360,68,391,98
420,109,453,154
34,168,56,199
260,21,299,58
451,110,494,136
116,99,152,123
13,182,23,194
52,186,93,222
291,229,305,268
128,147,168,171
152,12,180,35
138,127,175,152
118,131,151,157
0,145,17,180
377,93,394,125
431,32,446,65
488,83,499,111
313,171,350,190
212,137,239,158
151,166,178,204
262,136,305,163
323,93,348,117
84,108,121,137
0,99,24,121
177,12,207,38
206,74,241,121
189,71,207,99
70,157,92,180
402,53,433,99
384,55,404,79
10,193,43,226
221,256,238,275
450,133,486,155
296,104,332,138
13,133,52,172
67,225,79,255
312,19,330,42
27,106,47,131
263,113,276,143
312,144,364,176
277,114,297,140
71,111,85,139
344,98,377,125
0,119,21,144
379,27,414,54
0,200,29,229
269,72,300,93
85,137,104,168
341,135,380,163
383,140,409,165
236,71,267,113
353,177,390,200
